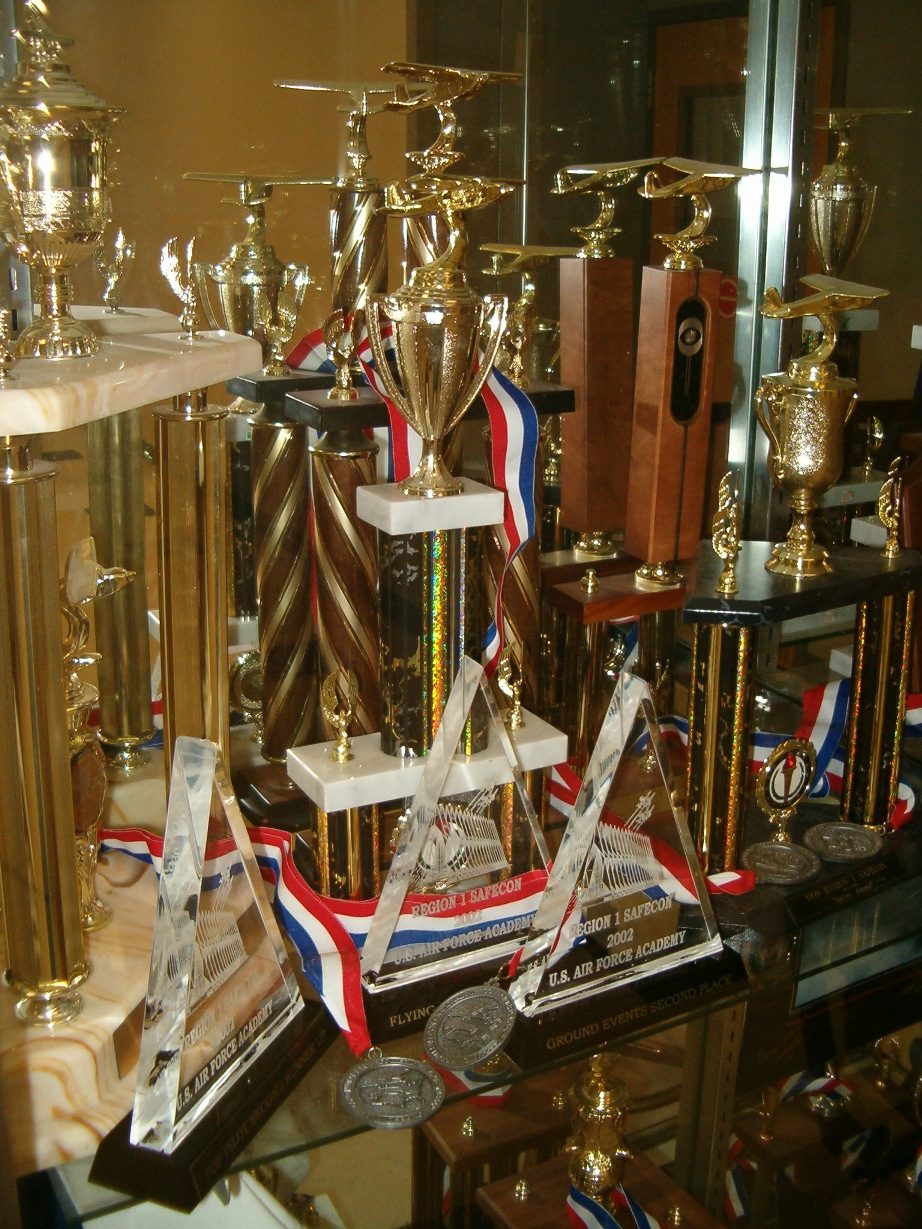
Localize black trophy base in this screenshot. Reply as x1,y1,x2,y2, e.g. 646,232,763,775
226,369,333,404
235,760,314,830
506,948,746,1066
89,1001,338,1213
362,959,505,1043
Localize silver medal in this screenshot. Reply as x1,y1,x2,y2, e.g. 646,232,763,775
742,840,821,885
341,1051,444,1129
803,822,883,863
424,984,517,1071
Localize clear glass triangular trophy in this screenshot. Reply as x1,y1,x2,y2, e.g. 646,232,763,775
509,672,722,1016
361,657,551,992
130,737,304,1153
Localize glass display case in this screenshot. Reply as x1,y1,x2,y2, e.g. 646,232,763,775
1,2,921,1227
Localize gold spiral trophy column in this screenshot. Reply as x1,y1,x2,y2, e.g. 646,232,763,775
271,83,397,888
156,241,230,774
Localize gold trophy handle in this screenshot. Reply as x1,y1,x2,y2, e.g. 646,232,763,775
844,390,860,427
754,382,784,465
192,262,222,331
366,296,413,421
444,294,508,435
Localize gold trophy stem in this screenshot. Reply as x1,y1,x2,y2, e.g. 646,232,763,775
87,413,154,773
155,392,230,776
0,437,87,1024
17,269,99,360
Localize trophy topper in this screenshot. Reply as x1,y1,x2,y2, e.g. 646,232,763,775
94,227,135,314
383,62,522,174
321,667,358,763
160,236,200,338
878,455,906,561
554,156,662,258
183,172,332,250
711,471,741,596
640,157,758,270
481,243,576,386
761,272,889,385
274,81,401,185
382,172,519,286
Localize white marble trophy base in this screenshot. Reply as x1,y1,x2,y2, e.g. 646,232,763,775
356,478,504,535
288,711,568,813
72,305,181,336
0,328,261,435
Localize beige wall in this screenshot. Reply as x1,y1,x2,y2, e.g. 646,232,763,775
51,0,410,335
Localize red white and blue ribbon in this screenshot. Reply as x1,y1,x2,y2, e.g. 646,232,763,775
566,1185,621,1229
776,1064,847,1101
286,325,335,374
479,365,539,677
611,1185,661,1229
724,1134,754,1220
912,1143,922,1196
355,331,421,483
429,1059,512,1105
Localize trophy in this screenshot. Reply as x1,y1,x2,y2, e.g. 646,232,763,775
94,227,135,313
554,157,662,259
184,174,321,360
741,738,821,885
0,3,122,358
383,62,522,268
366,173,511,497
809,108,911,277
755,274,889,577
638,156,755,270
480,244,577,387
712,471,742,596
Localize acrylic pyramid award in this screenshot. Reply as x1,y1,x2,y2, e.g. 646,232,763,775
510,672,722,1016
361,656,551,994
130,737,304,1153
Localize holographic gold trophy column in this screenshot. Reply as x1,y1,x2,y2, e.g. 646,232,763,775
755,275,888,577
0,4,121,359
157,242,230,773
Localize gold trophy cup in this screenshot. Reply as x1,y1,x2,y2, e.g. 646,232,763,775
0,4,122,358
366,174,511,497
755,274,888,577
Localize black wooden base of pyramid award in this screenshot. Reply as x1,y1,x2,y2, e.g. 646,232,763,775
89,1000,338,1213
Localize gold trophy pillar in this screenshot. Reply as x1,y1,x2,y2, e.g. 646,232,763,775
841,461,914,830
87,410,154,772
155,389,230,773
0,434,87,1024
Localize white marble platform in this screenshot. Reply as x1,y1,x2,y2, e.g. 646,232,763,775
356,478,504,534
817,471,884,508
287,711,568,812
72,305,181,336
0,328,261,435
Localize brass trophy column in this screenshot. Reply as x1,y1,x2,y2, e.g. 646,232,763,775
88,409,154,772
157,244,230,772
0,430,87,1024
685,474,755,873
842,460,914,830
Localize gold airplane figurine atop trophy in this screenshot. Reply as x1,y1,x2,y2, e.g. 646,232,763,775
184,172,332,245
762,272,889,381
554,156,663,257
481,243,577,385
383,173,519,285
383,61,522,174
273,81,404,184
640,157,758,269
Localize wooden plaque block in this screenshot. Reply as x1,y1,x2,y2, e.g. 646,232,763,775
559,256,635,533
624,265,721,566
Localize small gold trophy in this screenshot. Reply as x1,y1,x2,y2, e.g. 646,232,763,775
321,668,358,764
742,737,821,885
755,274,889,577
366,174,512,497
564,1054,632,1199
94,227,135,313
878,455,905,560
809,108,911,277
481,244,577,386
639,157,758,269
0,3,123,358
554,157,662,258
